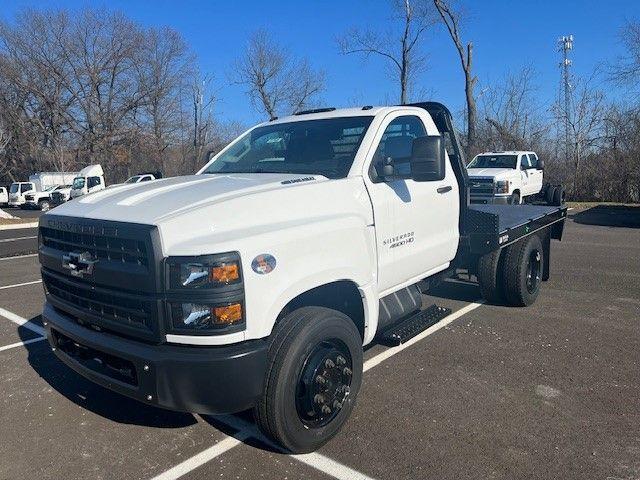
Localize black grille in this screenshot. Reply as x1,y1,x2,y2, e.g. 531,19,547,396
41,226,149,266
469,178,494,195
43,271,154,333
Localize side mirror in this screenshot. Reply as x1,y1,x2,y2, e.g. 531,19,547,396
410,136,445,182
537,158,545,170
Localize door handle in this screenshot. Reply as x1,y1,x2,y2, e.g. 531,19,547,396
437,185,452,194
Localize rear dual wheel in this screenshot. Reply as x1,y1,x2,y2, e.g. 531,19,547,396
477,234,544,306
254,306,363,453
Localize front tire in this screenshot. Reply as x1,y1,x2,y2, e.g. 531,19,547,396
254,307,363,453
509,192,520,205
39,200,51,212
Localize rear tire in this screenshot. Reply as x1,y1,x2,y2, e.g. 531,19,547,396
254,306,363,453
501,235,544,306
477,249,505,304
552,186,564,206
546,186,556,205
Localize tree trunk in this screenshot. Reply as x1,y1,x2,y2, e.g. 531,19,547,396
465,43,476,156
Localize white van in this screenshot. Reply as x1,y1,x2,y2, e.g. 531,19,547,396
70,165,106,199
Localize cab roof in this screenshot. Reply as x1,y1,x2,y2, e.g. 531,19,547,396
265,105,423,125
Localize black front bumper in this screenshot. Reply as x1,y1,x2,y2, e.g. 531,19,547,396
43,302,268,415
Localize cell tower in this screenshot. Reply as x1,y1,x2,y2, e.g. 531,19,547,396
558,35,574,163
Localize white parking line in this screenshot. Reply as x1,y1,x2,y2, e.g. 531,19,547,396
0,279,42,290
0,235,37,243
0,306,45,336
213,414,378,480
363,301,484,372
0,336,46,352
150,432,251,480
0,253,38,261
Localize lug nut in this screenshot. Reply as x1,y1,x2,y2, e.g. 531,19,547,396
343,367,352,376
146,395,153,401
336,355,346,366
325,359,335,368
321,405,332,415
314,394,325,405
333,400,343,410
343,386,351,395
315,375,326,385
143,365,150,372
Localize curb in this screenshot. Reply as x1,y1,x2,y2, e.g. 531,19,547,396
0,222,39,231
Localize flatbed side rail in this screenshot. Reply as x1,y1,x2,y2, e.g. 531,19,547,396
464,206,568,255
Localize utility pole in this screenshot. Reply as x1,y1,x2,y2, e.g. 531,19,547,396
557,35,574,165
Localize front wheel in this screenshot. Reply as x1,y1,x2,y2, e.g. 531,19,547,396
254,306,363,453
509,192,520,205
39,200,51,212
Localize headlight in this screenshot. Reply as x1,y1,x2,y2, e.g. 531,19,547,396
170,302,243,331
496,180,509,194
168,253,241,290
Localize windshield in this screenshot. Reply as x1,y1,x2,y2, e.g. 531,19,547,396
72,177,85,189
125,175,141,184
9,183,19,193
468,155,517,169
202,116,374,179
44,185,57,192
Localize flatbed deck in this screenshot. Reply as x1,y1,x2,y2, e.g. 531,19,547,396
464,204,567,254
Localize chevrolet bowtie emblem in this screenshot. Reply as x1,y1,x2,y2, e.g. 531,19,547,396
62,251,98,277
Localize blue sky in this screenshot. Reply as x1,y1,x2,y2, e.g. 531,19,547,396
2,0,639,126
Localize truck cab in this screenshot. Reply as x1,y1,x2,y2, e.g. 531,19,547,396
8,182,35,207
70,164,105,199
467,151,543,205
38,103,566,454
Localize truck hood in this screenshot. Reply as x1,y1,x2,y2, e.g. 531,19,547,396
51,173,328,224
47,173,374,256
467,168,517,179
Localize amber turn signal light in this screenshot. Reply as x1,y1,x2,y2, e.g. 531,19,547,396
210,263,240,284
213,303,242,324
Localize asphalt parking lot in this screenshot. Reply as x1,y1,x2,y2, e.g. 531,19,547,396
0,206,638,480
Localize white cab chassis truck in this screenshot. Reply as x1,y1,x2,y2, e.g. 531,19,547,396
38,103,567,453
70,164,106,199
467,151,565,206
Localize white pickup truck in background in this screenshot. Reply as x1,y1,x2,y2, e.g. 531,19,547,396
467,151,564,206
24,185,72,211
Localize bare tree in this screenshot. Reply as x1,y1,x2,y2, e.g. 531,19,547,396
233,30,324,119
610,20,640,86
479,66,548,152
433,0,477,154
338,0,434,104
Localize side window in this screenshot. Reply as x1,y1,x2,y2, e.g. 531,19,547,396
139,176,151,182
21,183,32,193
373,115,426,178
88,177,101,188
520,155,531,169
528,153,538,168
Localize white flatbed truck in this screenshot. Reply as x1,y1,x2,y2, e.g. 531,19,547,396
38,102,566,453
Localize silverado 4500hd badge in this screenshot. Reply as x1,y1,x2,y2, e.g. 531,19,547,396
383,231,415,249
252,254,276,274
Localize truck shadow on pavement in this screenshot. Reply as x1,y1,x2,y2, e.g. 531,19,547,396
571,205,640,228
18,322,198,429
